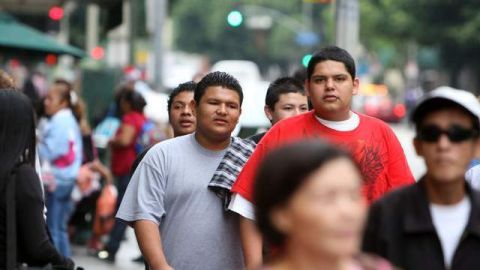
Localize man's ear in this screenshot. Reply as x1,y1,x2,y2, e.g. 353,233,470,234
473,137,480,158
304,79,311,98
413,137,423,157
189,100,197,117
264,105,273,122
270,207,292,235
352,77,359,96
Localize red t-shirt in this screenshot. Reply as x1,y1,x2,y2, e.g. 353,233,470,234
111,111,146,176
231,111,414,203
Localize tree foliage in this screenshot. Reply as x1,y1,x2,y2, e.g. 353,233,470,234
171,0,332,72
360,0,480,86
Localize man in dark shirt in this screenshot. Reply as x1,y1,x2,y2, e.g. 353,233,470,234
363,86,480,270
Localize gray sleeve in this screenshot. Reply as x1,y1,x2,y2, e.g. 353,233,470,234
116,156,167,225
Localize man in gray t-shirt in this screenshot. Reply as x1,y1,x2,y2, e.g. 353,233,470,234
116,71,245,270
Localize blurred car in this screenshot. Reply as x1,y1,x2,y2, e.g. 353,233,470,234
353,84,406,123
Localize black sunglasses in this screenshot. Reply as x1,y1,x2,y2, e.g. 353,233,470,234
417,124,479,143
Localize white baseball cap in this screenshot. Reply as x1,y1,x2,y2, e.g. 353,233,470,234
411,86,480,123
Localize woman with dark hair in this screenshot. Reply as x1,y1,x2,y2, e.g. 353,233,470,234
97,89,147,262
38,79,83,257
253,140,394,270
0,89,74,269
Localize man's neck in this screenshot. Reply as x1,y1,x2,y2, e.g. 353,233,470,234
314,110,352,122
425,176,466,205
194,132,230,151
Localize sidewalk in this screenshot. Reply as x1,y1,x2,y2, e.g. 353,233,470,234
71,228,145,270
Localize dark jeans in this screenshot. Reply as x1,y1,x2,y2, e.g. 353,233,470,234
105,174,130,258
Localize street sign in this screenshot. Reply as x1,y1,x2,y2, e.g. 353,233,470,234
295,31,320,46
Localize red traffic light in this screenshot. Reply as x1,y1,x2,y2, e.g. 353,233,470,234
91,46,105,60
49,6,64,21
45,54,57,66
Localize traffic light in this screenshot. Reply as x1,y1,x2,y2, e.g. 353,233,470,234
91,46,105,60
227,10,243,27
48,6,64,21
47,6,63,33
302,54,312,67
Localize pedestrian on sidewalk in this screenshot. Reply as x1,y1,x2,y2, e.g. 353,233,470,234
254,140,394,270
116,72,245,269
230,46,414,269
0,89,75,269
38,79,83,257
363,86,480,269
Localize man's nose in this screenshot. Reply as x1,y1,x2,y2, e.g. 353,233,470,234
181,106,191,115
216,104,227,114
326,78,335,89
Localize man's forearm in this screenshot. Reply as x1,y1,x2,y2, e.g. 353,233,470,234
133,220,172,270
239,216,263,270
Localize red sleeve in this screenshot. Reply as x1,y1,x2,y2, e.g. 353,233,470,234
122,113,145,134
383,125,415,189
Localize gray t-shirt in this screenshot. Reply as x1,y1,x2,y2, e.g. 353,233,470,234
117,134,244,270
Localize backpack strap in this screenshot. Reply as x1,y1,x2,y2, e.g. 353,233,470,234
6,170,17,270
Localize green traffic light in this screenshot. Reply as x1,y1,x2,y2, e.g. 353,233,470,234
227,10,243,27
302,54,312,67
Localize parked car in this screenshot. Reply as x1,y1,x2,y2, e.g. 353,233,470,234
353,84,406,123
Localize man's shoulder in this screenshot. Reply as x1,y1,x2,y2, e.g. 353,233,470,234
357,112,391,130
263,111,313,138
468,185,480,209
143,135,192,161
277,111,313,127
371,182,418,210
156,134,192,148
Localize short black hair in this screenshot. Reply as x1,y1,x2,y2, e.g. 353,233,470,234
412,98,480,136
195,71,243,106
253,140,358,246
167,81,196,113
307,46,356,81
292,67,307,83
265,77,305,110
118,90,146,113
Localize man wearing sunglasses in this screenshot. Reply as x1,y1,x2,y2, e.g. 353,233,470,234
363,86,480,270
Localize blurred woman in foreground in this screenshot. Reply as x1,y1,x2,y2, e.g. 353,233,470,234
0,89,74,269
253,140,394,270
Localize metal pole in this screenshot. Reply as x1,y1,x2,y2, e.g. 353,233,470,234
129,0,137,65
154,0,167,91
86,3,100,54
335,0,359,59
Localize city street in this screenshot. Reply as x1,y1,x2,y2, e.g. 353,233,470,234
71,228,144,270
71,122,426,270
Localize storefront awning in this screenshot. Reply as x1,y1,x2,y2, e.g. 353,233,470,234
0,12,85,58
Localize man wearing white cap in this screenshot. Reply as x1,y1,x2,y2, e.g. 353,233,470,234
363,86,480,270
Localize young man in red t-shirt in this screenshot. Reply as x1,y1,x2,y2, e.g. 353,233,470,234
229,46,415,269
